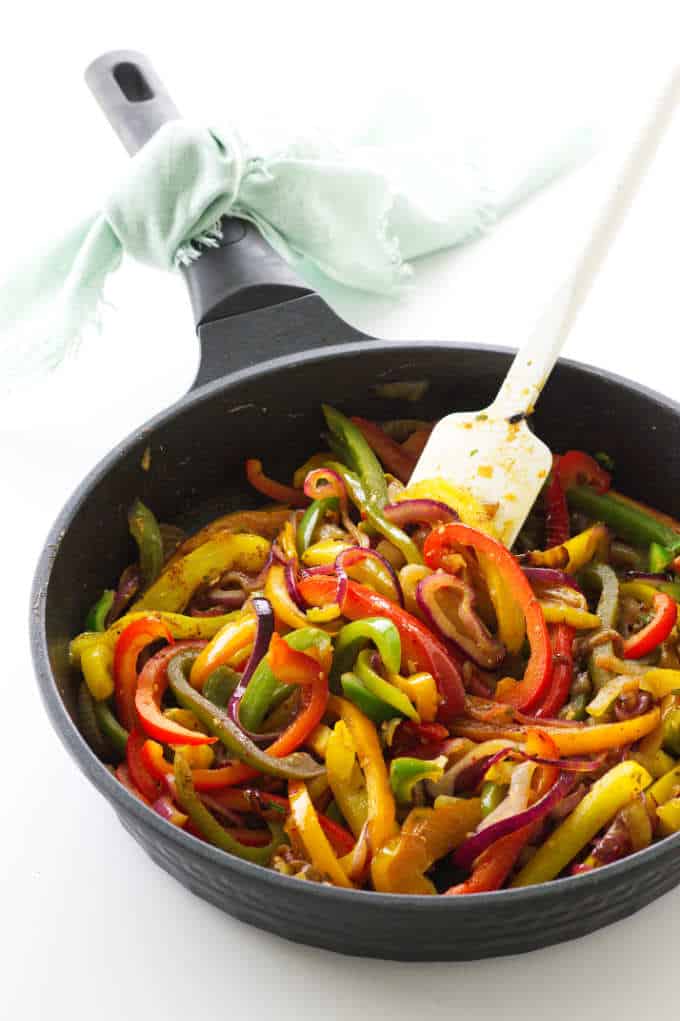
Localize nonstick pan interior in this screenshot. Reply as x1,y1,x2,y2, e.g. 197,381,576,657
33,340,680,959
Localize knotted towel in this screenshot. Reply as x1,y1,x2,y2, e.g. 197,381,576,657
0,113,596,386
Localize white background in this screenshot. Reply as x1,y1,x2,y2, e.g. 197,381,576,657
3,3,680,1018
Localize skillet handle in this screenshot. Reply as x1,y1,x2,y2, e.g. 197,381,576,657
84,50,311,326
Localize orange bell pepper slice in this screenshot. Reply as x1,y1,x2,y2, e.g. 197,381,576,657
245,458,308,507
189,614,257,689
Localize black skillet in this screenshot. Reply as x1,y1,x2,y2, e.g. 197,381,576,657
30,51,680,960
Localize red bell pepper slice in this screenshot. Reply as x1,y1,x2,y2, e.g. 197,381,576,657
423,523,552,713
113,616,175,731
350,417,417,484
556,450,611,494
115,761,151,804
297,575,466,720
245,458,308,507
135,642,216,746
534,623,575,719
622,592,677,659
126,728,162,802
544,457,570,548
388,720,450,759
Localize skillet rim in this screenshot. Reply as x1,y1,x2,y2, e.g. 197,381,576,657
30,338,680,911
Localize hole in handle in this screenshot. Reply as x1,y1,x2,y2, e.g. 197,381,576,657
113,62,154,102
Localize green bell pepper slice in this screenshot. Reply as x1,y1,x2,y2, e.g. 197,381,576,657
77,682,111,760
174,754,282,864
238,627,332,732
331,616,402,688
323,460,422,564
322,404,388,508
649,542,674,574
480,780,508,816
354,648,418,721
296,496,339,557
340,671,399,724
93,698,129,757
390,756,445,804
128,498,164,587
582,563,620,690
568,486,680,555
167,649,325,780
85,589,115,632
203,666,241,708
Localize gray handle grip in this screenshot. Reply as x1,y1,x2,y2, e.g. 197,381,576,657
84,50,310,327
85,50,180,155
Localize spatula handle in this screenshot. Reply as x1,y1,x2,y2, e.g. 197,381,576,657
492,68,680,419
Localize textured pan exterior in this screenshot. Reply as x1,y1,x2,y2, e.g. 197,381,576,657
31,339,680,960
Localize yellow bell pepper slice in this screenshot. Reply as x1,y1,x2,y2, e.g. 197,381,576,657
398,564,431,616
173,743,215,769
586,676,638,718
287,780,355,888
329,695,397,851
70,609,247,669
479,555,526,653
657,797,680,836
639,668,680,699
306,723,333,759
630,748,675,780
302,539,352,566
450,709,660,754
80,642,114,700
512,760,651,887
325,720,369,839
132,533,270,613
528,524,608,573
539,603,601,629
545,709,660,755
588,669,680,721
649,763,680,806
372,796,482,894
388,671,440,722
167,510,288,563
265,562,310,629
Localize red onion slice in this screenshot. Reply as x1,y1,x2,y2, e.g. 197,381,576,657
284,559,308,611
189,588,248,614
417,572,504,669
152,795,185,824
522,567,582,591
623,571,672,583
453,771,574,869
106,564,142,626
227,597,279,743
335,546,404,610
454,747,511,793
383,499,459,528
525,752,607,773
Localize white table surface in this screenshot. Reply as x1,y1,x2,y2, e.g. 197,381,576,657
3,5,680,1018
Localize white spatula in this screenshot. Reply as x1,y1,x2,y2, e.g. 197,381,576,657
410,70,680,547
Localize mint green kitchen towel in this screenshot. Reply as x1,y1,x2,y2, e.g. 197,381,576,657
0,115,595,386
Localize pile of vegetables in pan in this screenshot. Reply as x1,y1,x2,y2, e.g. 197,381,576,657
71,405,680,893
